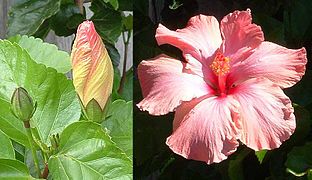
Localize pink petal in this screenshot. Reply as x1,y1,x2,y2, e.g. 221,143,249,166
137,54,213,115
183,54,217,86
229,42,307,89
221,9,264,56
156,15,222,61
167,96,240,164
230,78,296,150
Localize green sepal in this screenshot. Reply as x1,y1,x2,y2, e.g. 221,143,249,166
85,99,103,123
79,95,112,123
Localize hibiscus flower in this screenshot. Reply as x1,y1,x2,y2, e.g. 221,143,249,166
137,9,307,164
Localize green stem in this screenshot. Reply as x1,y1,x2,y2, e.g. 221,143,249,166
41,150,48,164
117,30,132,94
24,121,41,178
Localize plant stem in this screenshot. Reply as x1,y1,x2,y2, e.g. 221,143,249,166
118,30,132,94
41,163,49,179
24,121,41,178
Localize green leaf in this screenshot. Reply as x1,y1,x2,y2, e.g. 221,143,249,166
0,130,15,159
104,99,133,159
112,68,133,101
169,0,183,10
253,14,285,45
50,3,84,36
8,0,61,37
228,148,251,180
13,141,25,162
103,0,119,10
49,121,132,179
308,171,312,179
25,150,45,178
0,98,29,147
133,19,162,66
285,71,312,106
284,0,312,44
9,35,71,73
112,68,122,100
0,40,80,146
105,42,120,67
286,142,312,177
15,35,71,71
91,0,123,44
119,0,132,11
121,68,133,101
33,19,51,39
288,105,311,144
255,150,267,164
122,14,133,31
0,159,36,179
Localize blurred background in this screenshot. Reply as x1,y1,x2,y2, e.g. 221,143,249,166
134,0,312,179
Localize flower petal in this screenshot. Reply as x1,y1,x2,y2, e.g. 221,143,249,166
221,9,264,56
167,96,240,164
230,78,296,150
229,42,307,89
156,15,222,61
137,54,213,115
71,21,114,109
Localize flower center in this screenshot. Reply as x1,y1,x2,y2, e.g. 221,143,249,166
210,51,231,97
210,52,230,76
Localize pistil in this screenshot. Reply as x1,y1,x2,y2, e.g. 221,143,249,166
210,51,231,96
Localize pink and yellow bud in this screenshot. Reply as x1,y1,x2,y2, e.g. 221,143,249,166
71,21,113,110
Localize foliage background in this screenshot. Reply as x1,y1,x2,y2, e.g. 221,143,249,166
134,0,312,179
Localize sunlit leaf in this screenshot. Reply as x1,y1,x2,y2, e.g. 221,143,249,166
0,130,15,159
49,121,132,179
9,35,71,73
0,159,36,179
104,99,133,159
255,150,267,164
0,40,80,146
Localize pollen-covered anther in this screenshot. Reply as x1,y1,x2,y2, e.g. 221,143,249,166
210,52,231,76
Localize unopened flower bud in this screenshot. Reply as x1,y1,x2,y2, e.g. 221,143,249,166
10,87,36,121
71,21,113,110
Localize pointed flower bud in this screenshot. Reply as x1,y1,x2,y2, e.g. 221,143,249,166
71,20,114,110
10,87,36,121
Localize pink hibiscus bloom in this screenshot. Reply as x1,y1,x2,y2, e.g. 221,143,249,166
137,9,307,164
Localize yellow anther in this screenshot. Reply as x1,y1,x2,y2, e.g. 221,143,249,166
210,52,231,76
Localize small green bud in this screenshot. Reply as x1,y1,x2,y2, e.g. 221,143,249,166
10,87,36,121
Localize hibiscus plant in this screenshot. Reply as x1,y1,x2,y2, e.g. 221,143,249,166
135,0,312,179
0,1,133,179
